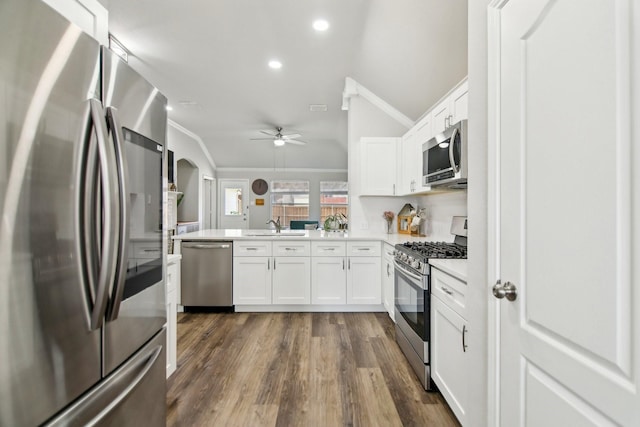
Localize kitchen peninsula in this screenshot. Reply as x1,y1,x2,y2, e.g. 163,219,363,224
173,229,455,314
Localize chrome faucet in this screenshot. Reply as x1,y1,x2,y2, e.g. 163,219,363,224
266,216,282,233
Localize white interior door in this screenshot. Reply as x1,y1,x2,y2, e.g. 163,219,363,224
218,179,249,229
490,0,639,425
203,176,215,229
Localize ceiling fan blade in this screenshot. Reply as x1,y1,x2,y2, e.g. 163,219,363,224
259,129,278,136
286,139,307,145
282,133,302,139
250,137,275,141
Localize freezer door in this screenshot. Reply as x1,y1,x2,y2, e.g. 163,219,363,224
102,47,168,374
0,1,103,425
45,328,167,427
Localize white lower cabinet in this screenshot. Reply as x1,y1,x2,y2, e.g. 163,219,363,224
233,256,272,304
346,241,382,305
430,267,468,425
311,256,346,304
272,256,311,304
166,255,181,378
382,243,395,320
233,239,382,308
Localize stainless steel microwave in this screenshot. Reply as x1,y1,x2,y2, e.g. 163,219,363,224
422,119,468,188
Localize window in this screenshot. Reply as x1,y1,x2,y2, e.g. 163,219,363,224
320,181,348,224
270,180,309,227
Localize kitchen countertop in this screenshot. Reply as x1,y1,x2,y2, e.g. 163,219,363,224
428,259,467,282
172,229,432,245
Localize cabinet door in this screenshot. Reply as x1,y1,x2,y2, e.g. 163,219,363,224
233,257,271,304
382,256,395,320
399,130,417,195
272,257,311,304
360,137,399,195
431,294,467,425
431,98,450,135
165,287,177,378
449,80,468,124
347,257,382,304
311,257,346,304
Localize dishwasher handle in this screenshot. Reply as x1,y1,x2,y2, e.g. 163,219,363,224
182,242,231,250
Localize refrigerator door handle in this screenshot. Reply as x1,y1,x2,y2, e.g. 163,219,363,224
43,340,163,427
105,106,131,321
85,99,121,330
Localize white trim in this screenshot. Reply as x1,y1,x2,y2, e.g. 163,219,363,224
168,119,217,170
487,1,506,426
203,175,215,181
235,304,385,313
216,167,347,174
414,76,469,123
342,77,414,129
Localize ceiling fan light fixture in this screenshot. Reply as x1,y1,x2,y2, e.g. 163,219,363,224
268,60,282,69
313,19,329,31
273,138,285,146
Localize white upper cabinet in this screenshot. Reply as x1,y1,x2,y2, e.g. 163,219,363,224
399,113,432,195
432,79,468,135
360,137,400,196
42,0,108,45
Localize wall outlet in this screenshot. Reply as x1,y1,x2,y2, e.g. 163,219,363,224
360,221,369,230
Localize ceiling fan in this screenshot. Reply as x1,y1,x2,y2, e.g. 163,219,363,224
251,127,307,146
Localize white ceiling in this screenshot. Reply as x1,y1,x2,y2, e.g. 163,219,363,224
98,0,468,170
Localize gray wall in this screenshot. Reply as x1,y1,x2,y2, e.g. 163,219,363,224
216,169,348,229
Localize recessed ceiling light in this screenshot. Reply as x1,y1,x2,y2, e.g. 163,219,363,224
313,19,329,31
268,60,282,69
165,105,173,111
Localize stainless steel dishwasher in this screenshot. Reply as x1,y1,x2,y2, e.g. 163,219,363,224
181,241,233,310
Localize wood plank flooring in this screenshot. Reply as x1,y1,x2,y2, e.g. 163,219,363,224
167,312,460,427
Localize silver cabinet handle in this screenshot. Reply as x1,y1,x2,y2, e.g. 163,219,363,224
245,247,258,251
357,248,370,251
268,258,270,270
324,247,336,251
392,183,395,195
492,280,518,301
342,259,345,270
386,263,390,276
348,258,351,269
462,325,468,352
273,258,276,270
441,286,453,296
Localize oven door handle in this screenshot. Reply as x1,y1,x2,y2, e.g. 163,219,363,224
393,259,425,283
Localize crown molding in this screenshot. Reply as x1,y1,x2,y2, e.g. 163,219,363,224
342,77,414,129
168,119,217,169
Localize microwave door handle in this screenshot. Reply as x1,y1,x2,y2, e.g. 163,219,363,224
448,127,459,173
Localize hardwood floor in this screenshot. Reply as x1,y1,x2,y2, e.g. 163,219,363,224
167,312,460,427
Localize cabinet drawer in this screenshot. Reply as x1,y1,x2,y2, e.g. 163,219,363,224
431,267,467,319
233,240,272,256
311,241,346,257
347,241,381,257
272,241,311,256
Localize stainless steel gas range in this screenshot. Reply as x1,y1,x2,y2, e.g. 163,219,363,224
393,216,467,390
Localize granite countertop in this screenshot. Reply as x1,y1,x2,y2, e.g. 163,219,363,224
172,228,431,245
428,258,468,282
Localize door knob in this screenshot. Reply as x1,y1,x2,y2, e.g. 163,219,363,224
492,280,517,301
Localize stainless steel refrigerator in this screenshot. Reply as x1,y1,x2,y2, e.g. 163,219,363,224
0,0,168,425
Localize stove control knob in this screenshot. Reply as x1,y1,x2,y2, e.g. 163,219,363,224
413,260,422,270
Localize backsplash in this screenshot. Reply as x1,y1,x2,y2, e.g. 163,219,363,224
416,191,467,241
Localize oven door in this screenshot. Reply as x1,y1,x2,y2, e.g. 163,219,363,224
394,260,429,341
